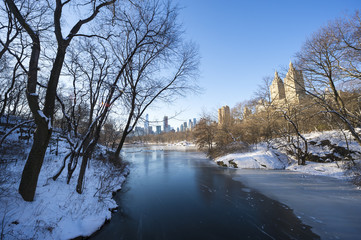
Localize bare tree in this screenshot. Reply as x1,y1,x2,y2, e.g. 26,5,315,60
278,104,309,165
0,1,29,119
115,43,199,156
5,0,116,201
193,116,217,153
110,1,199,157
335,11,361,83
296,13,361,147
3,0,198,198
52,38,118,187
0,0,21,60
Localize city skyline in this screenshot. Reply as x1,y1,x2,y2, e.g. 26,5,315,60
134,114,199,136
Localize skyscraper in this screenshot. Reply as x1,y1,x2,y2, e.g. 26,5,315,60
144,114,149,135
156,125,161,134
163,116,169,133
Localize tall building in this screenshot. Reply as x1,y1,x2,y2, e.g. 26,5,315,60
144,114,149,135
270,62,306,105
270,71,286,104
284,62,306,104
243,106,252,119
188,119,193,130
218,105,231,127
193,118,197,127
183,122,187,131
180,124,184,132
134,126,145,136
163,116,169,133
156,125,162,134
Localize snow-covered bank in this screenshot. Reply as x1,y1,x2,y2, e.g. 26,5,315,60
215,129,361,181
0,129,128,239
216,144,352,180
214,129,361,238
286,161,348,179
216,144,288,170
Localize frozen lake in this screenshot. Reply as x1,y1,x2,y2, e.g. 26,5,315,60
91,147,331,239
232,169,361,239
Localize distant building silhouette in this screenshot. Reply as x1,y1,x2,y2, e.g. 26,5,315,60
183,122,187,131
144,114,149,135
148,126,153,135
270,62,306,106
218,105,231,127
163,116,169,133
270,71,286,103
243,106,252,119
134,126,144,136
156,125,161,134
188,119,193,130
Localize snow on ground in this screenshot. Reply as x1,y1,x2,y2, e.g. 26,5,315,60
168,140,196,147
285,130,360,180
304,129,360,153
216,129,361,181
286,161,349,179
0,128,128,239
216,144,288,170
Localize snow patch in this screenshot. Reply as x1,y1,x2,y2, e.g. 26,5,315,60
216,145,288,170
37,110,48,122
215,129,361,181
0,129,128,239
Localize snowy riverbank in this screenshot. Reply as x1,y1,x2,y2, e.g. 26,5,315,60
1,128,359,239
214,130,361,239
0,130,128,239
215,129,361,182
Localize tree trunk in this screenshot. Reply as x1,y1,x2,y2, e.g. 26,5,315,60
115,132,127,157
114,95,136,158
76,129,99,193
76,153,90,194
6,0,114,201
19,48,66,201
19,122,51,201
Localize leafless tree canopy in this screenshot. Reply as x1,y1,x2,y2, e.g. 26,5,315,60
1,0,199,200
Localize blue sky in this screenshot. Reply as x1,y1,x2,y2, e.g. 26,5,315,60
146,0,360,129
